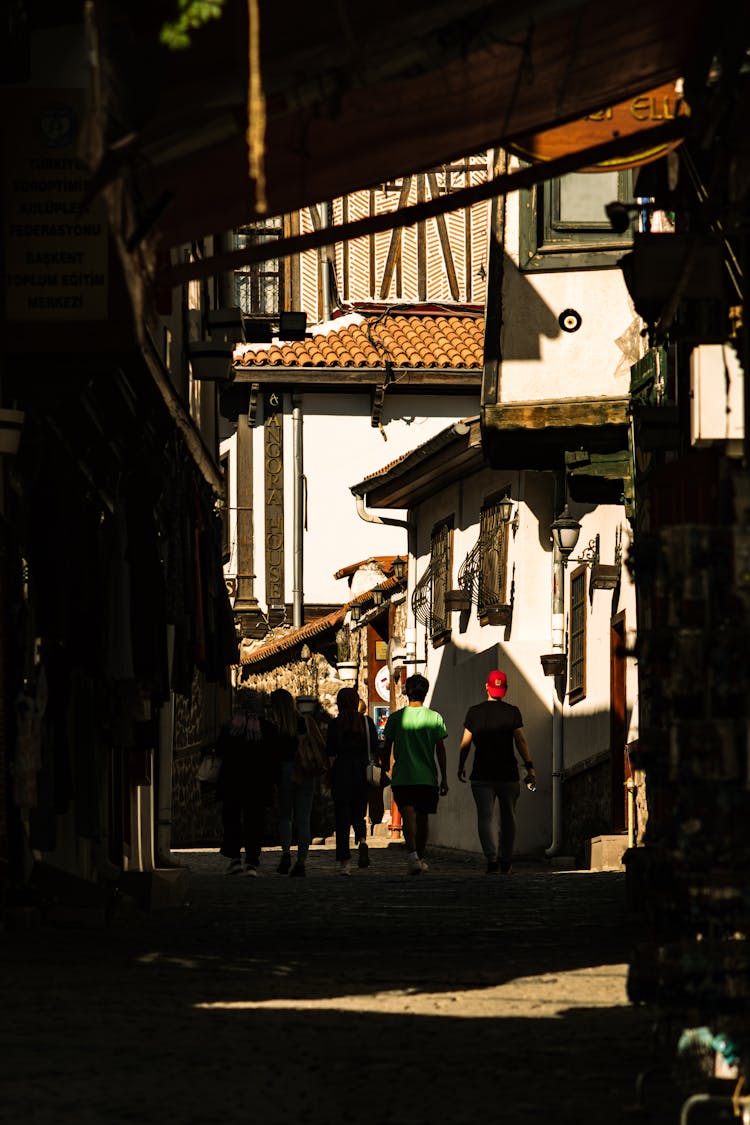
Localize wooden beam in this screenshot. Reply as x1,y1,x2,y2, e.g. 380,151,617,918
566,450,632,480
379,177,412,299
417,175,427,302
427,172,459,300
232,366,481,388
162,120,688,285
484,398,629,431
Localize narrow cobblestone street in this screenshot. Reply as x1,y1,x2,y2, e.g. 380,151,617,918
2,840,666,1124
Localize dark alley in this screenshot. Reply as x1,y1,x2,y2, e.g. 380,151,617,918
1,841,672,1125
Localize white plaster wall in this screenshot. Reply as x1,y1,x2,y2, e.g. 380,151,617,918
403,468,637,858
501,191,643,402
219,432,238,579
691,343,745,445
224,392,480,609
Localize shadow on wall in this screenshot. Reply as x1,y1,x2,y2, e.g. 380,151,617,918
497,252,562,362
428,646,552,856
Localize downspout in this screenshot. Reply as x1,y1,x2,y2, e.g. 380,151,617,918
292,395,304,628
353,493,413,555
545,478,566,858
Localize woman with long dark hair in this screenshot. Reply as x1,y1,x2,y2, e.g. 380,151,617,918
326,688,378,875
216,695,277,875
269,688,316,877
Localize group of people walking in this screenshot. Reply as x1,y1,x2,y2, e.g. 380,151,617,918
212,668,535,878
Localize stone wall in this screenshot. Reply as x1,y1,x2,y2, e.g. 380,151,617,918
171,669,230,848
172,749,223,846
562,754,612,865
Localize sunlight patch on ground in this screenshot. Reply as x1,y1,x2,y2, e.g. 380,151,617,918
193,965,630,1018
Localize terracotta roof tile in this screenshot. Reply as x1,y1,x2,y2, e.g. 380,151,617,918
239,575,405,668
234,312,483,371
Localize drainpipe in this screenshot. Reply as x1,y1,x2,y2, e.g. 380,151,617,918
292,395,304,629
545,523,566,859
353,494,413,561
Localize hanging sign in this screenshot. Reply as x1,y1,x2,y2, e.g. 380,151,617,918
4,89,109,321
505,82,688,173
264,393,285,609
374,664,391,703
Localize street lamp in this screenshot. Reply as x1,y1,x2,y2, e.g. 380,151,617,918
550,506,582,566
392,556,406,580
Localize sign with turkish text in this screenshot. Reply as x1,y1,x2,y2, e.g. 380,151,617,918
264,394,285,607
506,82,688,172
3,89,108,320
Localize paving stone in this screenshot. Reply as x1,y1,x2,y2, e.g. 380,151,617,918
0,839,680,1123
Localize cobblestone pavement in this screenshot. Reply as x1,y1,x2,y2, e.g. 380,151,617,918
1,838,673,1125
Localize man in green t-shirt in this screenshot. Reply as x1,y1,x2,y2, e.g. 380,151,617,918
383,674,448,875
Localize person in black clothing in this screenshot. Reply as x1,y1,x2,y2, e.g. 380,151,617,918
270,688,322,877
216,698,277,876
326,687,378,876
457,670,535,875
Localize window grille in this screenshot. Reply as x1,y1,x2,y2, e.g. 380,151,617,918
569,565,587,702
412,519,452,640
457,494,510,614
234,219,283,316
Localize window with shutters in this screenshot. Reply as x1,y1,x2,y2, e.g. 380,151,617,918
569,565,587,703
520,170,634,271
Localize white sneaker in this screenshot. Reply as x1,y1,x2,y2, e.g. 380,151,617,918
338,861,351,877
407,856,422,876
225,858,243,875
419,859,429,872
244,865,259,877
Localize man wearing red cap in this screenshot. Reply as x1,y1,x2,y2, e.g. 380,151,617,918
457,670,535,874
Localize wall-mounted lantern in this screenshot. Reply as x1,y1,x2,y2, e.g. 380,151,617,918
550,506,582,565
350,602,362,622
392,556,407,581
372,588,385,607
498,493,520,538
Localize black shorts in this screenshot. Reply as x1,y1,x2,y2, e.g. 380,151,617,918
392,784,439,815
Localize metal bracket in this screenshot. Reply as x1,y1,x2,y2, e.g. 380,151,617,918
370,362,394,429
247,382,260,426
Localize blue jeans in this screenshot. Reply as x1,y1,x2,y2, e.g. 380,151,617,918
278,761,315,859
471,781,521,863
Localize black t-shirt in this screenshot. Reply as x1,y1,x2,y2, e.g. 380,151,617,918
463,699,524,782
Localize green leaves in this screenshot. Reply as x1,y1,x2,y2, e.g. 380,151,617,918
160,0,225,50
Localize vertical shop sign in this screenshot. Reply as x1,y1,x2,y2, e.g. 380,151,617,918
4,89,108,321
264,392,285,608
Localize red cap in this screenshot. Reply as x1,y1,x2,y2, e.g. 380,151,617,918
486,670,508,699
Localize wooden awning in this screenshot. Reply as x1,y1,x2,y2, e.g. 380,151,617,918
85,0,717,252
351,417,485,509
481,397,631,471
